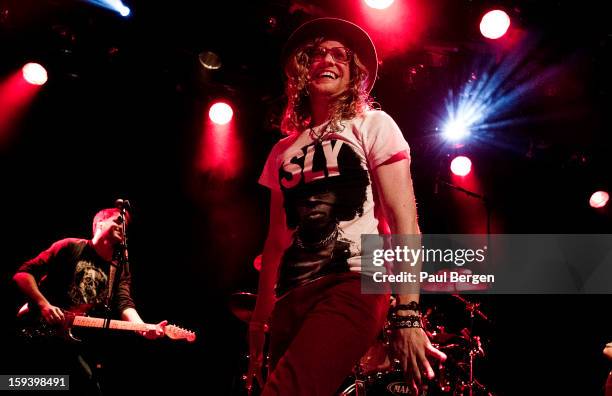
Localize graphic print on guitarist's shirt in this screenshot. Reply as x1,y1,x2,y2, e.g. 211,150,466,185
276,139,370,296
68,260,109,306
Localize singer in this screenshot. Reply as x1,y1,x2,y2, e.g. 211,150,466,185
247,18,445,396
12,204,167,395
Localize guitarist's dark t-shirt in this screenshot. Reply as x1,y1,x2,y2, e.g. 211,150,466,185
17,238,135,316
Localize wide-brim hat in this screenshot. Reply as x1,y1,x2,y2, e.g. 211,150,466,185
282,17,378,93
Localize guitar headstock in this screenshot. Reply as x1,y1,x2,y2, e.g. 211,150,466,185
165,324,196,342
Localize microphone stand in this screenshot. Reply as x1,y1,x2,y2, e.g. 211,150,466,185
104,203,130,328
435,176,491,236
95,202,130,385
434,176,493,280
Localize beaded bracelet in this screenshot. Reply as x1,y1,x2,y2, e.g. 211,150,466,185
389,315,422,329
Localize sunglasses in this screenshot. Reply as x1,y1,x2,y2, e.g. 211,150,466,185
306,46,353,63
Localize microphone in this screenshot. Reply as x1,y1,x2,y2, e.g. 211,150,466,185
114,199,131,262
115,198,132,211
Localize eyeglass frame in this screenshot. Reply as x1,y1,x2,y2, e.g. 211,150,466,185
305,46,353,64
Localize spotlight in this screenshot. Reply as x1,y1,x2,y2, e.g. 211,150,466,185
364,0,394,10
589,191,609,209
86,0,131,17
22,63,48,86
253,254,262,272
118,5,130,16
450,156,472,177
441,88,485,143
209,102,233,125
198,51,222,70
443,118,470,141
480,10,510,40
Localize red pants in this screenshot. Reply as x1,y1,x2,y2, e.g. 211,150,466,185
263,272,389,396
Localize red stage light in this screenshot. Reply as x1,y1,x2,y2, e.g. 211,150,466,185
22,63,48,86
480,10,510,39
1,70,42,148
589,191,609,209
253,254,262,272
450,156,472,177
209,102,233,125
364,0,394,10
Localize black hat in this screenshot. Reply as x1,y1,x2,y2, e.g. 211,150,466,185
283,17,378,93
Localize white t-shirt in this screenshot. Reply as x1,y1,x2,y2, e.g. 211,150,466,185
259,110,410,296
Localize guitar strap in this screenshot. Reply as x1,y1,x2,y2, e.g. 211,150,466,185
107,261,116,306
104,259,118,329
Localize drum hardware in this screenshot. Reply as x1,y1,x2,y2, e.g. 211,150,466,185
342,296,495,395
451,294,491,396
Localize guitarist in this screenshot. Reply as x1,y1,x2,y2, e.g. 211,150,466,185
12,206,166,394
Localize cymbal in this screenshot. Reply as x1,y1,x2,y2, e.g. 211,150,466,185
228,292,257,323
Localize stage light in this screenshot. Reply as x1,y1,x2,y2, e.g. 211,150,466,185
480,10,510,39
364,0,394,10
86,0,131,17
253,254,262,272
441,84,486,144
198,51,222,70
209,102,233,125
589,191,609,209
199,101,242,179
443,118,470,141
450,156,472,177
118,5,130,16
22,63,48,86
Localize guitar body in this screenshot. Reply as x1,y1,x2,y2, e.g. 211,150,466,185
18,317,79,343
16,304,89,343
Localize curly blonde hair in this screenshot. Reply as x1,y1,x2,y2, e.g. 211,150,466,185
280,37,373,135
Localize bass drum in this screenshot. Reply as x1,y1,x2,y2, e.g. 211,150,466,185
338,370,418,396
337,367,484,396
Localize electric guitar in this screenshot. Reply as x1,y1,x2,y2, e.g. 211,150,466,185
16,304,196,343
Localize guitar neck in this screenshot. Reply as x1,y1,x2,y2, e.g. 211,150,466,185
72,316,152,332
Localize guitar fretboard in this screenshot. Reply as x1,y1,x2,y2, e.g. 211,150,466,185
72,316,152,332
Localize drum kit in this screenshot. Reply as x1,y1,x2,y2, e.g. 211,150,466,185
338,294,493,396
229,291,494,396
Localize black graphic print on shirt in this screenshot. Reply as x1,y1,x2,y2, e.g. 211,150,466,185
68,260,109,306
279,139,370,228
275,139,370,295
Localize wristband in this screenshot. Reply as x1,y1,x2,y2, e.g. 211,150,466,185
389,315,422,329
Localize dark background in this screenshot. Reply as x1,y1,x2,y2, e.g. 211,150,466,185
1,0,611,394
